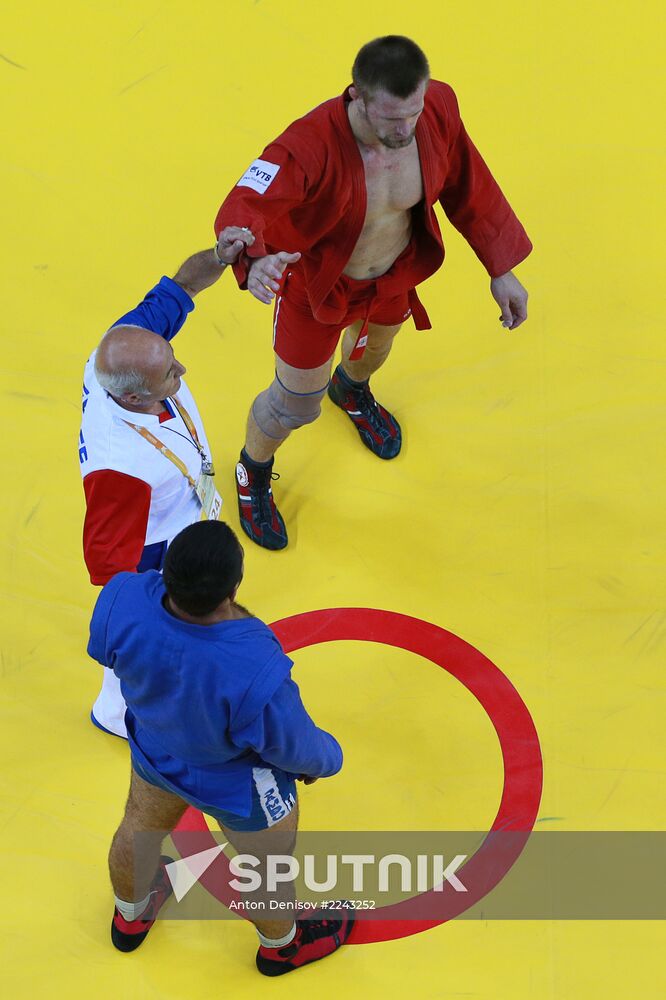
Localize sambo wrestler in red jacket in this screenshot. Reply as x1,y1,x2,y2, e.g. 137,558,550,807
215,35,532,551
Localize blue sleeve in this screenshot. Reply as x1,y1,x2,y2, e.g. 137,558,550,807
232,676,343,779
111,276,194,342
87,572,134,666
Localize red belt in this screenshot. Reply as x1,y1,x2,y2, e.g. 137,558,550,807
349,287,431,360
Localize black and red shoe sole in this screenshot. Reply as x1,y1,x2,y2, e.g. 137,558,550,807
110,856,174,953
255,912,355,977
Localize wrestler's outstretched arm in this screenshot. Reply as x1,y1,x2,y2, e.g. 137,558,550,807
171,227,255,298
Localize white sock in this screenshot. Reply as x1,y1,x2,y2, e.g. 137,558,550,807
257,923,297,949
114,892,151,921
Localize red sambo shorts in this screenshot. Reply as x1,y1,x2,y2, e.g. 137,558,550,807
272,241,430,369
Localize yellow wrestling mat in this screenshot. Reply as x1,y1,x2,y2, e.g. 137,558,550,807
1,1,664,996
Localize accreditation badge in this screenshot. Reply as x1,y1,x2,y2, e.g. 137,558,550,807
196,472,223,521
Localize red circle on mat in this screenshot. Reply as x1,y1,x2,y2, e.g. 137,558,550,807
172,608,542,945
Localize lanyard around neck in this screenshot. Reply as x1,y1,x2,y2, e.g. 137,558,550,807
123,420,198,488
122,394,212,489
169,395,206,457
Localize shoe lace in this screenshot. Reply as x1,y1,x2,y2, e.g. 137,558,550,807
297,916,340,943
354,383,384,431
252,470,280,525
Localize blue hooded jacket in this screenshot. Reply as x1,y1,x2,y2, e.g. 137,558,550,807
88,571,342,815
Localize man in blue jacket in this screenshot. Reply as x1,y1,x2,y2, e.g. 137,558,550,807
88,519,353,976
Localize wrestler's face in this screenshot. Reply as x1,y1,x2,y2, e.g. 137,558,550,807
361,81,427,148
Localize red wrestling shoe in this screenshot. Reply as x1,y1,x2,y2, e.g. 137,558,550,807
328,365,402,459
256,908,355,977
235,450,288,550
111,856,174,953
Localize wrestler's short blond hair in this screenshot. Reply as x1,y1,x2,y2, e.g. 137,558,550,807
352,35,429,100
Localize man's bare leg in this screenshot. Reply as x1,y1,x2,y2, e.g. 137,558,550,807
244,356,334,463
329,321,404,459
219,803,299,940
244,411,287,465
220,800,354,976
237,356,335,549
242,323,401,462
109,767,187,905
340,320,402,382
108,767,306,952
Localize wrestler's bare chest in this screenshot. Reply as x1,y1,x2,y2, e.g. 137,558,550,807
344,142,424,280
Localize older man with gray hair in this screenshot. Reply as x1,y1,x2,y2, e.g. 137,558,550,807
78,228,253,737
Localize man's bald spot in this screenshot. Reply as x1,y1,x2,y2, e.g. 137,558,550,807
96,325,172,381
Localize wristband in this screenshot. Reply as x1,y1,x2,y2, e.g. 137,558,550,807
213,241,227,267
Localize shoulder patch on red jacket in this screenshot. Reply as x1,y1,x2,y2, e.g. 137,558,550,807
237,158,281,194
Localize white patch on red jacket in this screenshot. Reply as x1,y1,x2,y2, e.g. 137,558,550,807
237,158,280,194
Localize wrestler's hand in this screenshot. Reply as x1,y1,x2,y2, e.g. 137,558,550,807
215,226,255,264
491,271,529,330
248,251,302,304
296,775,319,785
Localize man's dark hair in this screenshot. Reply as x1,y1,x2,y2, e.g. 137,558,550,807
352,36,430,99
163,521,243,617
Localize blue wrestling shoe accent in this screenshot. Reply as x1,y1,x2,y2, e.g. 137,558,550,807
328,366,402,459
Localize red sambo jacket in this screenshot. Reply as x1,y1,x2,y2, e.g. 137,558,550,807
214,81,532,327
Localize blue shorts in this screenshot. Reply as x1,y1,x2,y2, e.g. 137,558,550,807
131,756,297,832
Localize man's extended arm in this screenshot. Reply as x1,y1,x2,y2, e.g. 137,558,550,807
175,242,299,307
171,228,255,297
109,227,254,338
